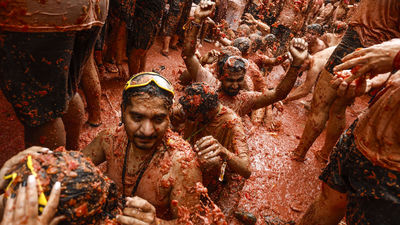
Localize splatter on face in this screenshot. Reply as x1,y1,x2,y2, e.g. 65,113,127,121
123,94,170,151
221,71,246,96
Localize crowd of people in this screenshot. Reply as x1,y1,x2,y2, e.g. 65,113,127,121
0,0,399,224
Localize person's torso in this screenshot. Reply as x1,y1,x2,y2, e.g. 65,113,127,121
349,0,400,47
0,0,108,32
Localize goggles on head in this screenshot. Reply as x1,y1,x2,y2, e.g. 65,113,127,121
124,72,174,96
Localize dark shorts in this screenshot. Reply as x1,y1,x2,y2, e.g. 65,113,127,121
126,0,164,52
0,26,100,127
324,27,364,73
320,121,400,225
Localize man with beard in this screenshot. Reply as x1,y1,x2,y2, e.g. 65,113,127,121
182,1,309,118
172,82,250,222
82,72,225,224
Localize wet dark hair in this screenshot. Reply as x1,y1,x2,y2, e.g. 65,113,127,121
217,54,247,78
121,82,174,111
307,24,324,35
179,83,219,115
264,34,277,46
4,149,118,225
233,37,251,55
249,33,263,52
237,24,251,35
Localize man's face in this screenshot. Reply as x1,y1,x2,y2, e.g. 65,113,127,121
305,30,319,43
123,94,170,151
221,70,246,96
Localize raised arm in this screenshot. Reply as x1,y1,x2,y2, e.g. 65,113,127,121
252,38,309,110
243,13,270,34
182,0,215,81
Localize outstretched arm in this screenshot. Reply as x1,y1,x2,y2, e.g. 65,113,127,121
252,38,309,110
284,56,320,102
243,13,270,33
182,1,215,81
333,38,400,82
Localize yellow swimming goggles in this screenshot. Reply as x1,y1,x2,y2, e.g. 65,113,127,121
124,72,174,96
4,155,47,213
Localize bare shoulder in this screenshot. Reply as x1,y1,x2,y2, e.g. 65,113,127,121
219,106,244,129
164,130,198,170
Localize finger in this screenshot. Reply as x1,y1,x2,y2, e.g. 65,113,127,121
195,135,213,147
333,57,366,72
337,81,349,97
27,175,39,221
41,181,61,224
14,180,27,221
126,196,155,212
116,215,148,225
0,148,51,189
2,194,16,225
49,216,67,225
341,48,370,62
330,76,344,89
353,64,373,77
349,82,357,97
204,148,221,159
198,144,219,156
196,138,216,150
123,208,154,223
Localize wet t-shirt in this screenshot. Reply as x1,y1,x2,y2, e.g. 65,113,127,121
354,72,400,172
0,0,108,32
349,0,400,47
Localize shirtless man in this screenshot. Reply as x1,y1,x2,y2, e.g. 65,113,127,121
82,72,220,224
182,1,309,118
173,83,250,220
305,24,328,54
291,0,400,162
298,42,400,225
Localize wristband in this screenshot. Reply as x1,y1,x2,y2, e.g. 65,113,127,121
393,50,400,72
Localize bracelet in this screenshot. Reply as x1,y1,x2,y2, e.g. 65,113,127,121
393,50,400,72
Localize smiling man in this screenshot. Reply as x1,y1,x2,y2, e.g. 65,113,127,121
82,72,223,224
182,1,309,118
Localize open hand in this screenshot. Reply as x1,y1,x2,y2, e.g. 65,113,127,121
333,39,400,80
243,13,256,24
288,38,309,67
1,175,63,225
0,147,52,190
